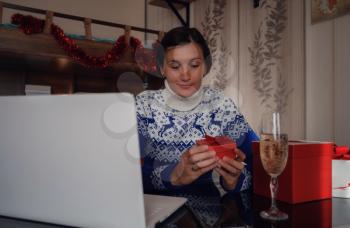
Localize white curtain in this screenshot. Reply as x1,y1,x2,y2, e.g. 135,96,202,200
146,0,184,44
193,0,305,140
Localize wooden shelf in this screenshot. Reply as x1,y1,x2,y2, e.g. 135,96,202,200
0,27,163,95
0,28,132,61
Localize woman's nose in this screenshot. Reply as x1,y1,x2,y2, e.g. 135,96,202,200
180,68,191,81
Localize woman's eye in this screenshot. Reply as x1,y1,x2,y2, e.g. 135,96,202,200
190,60,202,68
170,64,180,69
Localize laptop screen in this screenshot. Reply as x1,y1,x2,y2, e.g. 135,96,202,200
0,93,146,227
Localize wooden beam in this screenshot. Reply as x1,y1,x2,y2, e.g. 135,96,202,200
0,27,121,58
124,25,131,45
2,1,160,35
0,27,153,72
84,18,92,40
43,11,54,34
0,26,165,93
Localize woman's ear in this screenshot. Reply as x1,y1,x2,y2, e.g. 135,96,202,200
160,68,165,78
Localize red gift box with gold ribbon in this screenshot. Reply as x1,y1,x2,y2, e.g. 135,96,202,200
252,141,333,204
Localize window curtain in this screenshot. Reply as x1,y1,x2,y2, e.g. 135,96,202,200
193,0,305,139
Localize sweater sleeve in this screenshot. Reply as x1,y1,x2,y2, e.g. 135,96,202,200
137,115,183,192
219,98,259,193
136,92,182,192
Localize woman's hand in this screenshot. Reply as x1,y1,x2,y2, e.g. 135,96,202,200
171,145,218,186
215,148,246,190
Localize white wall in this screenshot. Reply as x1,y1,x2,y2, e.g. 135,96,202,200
2,0,182,42
146,1,183,43
334,15,350,146
305,0,350,146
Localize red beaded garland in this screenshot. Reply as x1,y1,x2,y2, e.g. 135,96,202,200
11,13,157,73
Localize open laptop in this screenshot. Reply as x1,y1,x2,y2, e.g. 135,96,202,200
0,93,186,228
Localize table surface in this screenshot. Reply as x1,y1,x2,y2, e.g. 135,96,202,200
155,190,350,228
1,190,350,228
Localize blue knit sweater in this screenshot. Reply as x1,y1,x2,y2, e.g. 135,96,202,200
136,87,258,194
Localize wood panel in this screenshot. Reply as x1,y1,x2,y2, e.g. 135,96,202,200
0,69,25,95
26,72,74,94
0,27,118,58
0,27,163,95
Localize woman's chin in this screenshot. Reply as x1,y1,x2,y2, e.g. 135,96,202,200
176,89,196,98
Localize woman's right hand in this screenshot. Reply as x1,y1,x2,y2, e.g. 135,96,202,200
170,145,218,186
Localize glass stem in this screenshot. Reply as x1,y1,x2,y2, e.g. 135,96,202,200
270,176,278,210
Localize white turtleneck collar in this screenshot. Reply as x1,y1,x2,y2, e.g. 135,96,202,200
162,80,204,112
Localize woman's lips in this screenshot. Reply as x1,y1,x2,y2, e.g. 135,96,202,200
177,84,192,89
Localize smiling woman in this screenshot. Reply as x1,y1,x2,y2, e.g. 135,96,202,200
136,26,259,196
161,43,205,97
156,27,211,98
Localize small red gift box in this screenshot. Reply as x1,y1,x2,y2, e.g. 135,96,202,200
196,135,237,159
253,141,333,204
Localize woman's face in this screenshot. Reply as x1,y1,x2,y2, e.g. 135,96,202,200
161,42,206,97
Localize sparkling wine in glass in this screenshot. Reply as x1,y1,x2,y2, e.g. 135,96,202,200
259,112,288,221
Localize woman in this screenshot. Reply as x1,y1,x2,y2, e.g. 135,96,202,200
136,27,258,194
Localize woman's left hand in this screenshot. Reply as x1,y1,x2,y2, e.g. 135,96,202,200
215,148,246,190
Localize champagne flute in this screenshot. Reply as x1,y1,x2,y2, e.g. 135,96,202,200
259,112,288,221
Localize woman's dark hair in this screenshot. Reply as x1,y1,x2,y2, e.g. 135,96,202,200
156,26,212,76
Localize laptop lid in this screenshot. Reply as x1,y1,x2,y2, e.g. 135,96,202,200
0,93,146,227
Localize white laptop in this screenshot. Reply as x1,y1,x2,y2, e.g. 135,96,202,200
0,93,186,228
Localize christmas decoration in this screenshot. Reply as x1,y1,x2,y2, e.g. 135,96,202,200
11,13,157,73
